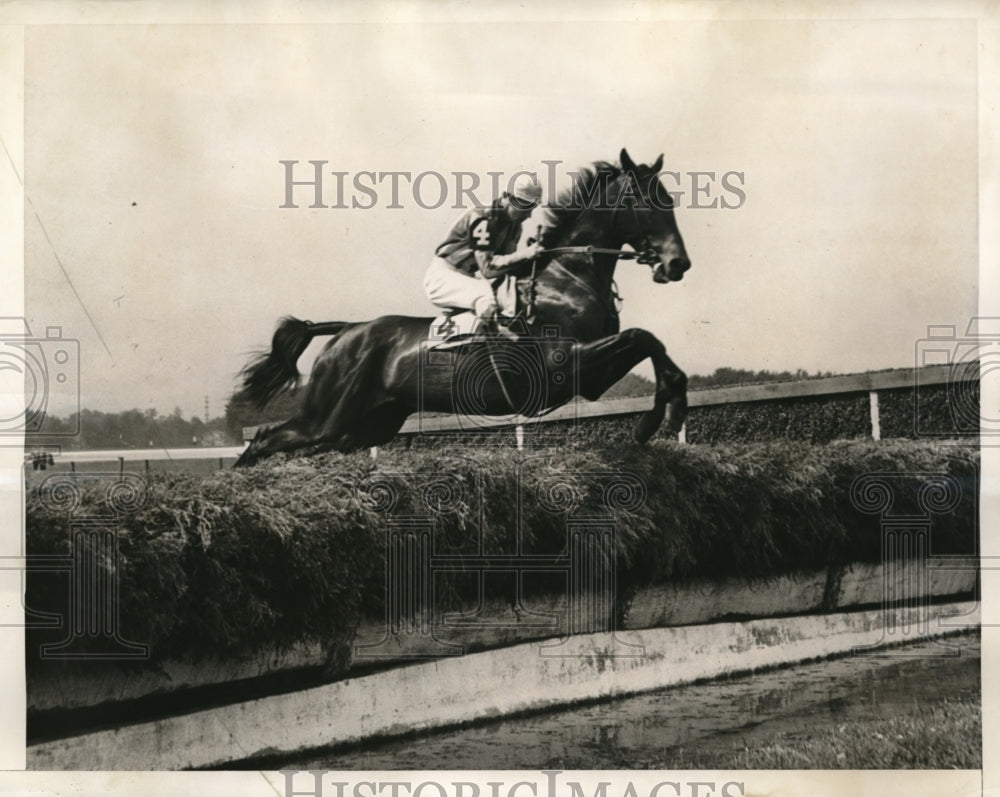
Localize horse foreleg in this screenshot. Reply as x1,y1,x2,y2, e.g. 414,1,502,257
575,328,687,443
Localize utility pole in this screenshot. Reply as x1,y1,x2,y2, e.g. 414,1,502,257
204,395,210,423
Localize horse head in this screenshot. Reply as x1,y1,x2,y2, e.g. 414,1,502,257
618,148,691,284
540,150,692,288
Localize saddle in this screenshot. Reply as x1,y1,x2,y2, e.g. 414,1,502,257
428,310,528,351
429,310,480,342
428,275,525,350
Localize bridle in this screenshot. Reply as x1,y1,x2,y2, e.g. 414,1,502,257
540,170,664,271
492,172,665,415
524,171,665,321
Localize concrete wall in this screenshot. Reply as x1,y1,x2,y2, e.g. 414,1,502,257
28,557,977,713
28,600,979,770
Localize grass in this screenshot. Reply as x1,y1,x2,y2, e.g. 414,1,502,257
656,697,981,769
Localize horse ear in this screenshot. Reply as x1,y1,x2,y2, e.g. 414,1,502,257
620,148,638,174
652,154,664,172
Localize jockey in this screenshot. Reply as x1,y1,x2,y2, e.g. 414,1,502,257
424,173,544,334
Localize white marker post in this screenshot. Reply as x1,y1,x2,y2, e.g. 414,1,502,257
868,391,881,441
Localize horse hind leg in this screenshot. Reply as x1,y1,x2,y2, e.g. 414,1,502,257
234,416,322,467
305,399,413,453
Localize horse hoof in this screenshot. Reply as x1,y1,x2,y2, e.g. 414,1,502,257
665,413,685,434
665,402,688,434
634,407,665,444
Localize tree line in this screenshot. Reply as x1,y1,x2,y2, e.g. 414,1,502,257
26,407,232,451
27,366,843,450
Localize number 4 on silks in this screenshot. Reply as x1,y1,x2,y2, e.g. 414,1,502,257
470,218,491,249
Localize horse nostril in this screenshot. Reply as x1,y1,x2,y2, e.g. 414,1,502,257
670,257,691,273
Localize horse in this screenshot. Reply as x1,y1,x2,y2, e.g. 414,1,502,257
234,149,691,467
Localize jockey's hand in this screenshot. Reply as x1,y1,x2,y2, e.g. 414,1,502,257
504,243,543,267
474,298,500,321
483,244,545,278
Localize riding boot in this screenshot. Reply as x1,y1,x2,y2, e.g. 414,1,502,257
478,315,520,340
494,322,520,341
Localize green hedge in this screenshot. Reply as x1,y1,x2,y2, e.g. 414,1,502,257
685,393,870,444
25,440,977,677
411,382,972,448
879,382,978,438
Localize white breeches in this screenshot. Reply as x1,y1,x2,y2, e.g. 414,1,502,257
424,257,497,316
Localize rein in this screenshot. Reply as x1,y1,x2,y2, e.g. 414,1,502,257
541,245,642,260
482,335,519,414
539,171,662,264
496,170,665,408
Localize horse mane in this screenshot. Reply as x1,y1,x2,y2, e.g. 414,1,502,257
539,161,621,247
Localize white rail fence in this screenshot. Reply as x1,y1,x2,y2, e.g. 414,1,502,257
244,362,960,450
28,365,961,471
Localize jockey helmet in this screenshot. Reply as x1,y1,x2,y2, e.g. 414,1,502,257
508,174,542,208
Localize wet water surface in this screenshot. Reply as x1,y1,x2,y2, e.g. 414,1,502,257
281,633,980,770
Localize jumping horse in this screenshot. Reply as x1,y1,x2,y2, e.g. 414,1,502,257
234,149,691,466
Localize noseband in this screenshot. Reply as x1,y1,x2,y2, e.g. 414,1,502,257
620,171,665,268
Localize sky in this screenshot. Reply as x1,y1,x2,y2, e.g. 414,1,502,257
18,16,981,419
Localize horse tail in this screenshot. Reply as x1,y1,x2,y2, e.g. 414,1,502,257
238,316,352,409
